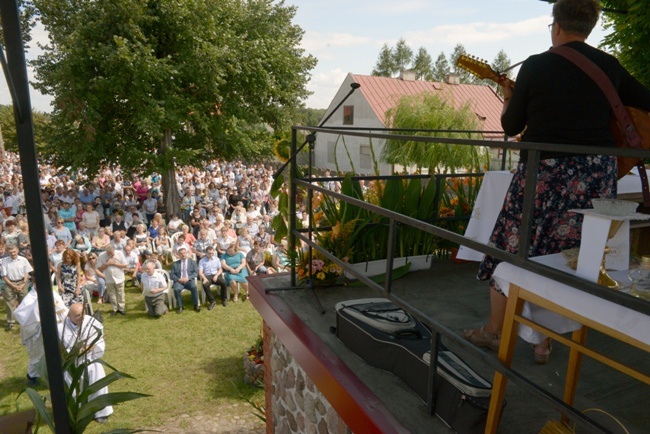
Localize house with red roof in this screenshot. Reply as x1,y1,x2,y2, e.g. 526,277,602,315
314,72,506,174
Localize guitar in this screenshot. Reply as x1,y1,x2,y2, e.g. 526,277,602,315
456,54,650,178
456,54,509,86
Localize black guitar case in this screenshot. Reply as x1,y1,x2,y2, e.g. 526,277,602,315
335,298,501,434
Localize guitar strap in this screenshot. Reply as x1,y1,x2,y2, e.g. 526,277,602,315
550,45,650,207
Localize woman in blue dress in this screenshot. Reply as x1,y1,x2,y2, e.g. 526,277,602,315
221,244,249,302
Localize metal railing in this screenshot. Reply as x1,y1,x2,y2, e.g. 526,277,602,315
285,124,650,433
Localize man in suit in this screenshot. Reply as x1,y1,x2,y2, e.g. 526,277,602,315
170,246,200,313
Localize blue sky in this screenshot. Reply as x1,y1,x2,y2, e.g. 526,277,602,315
1,0,611,112
289,0,611,108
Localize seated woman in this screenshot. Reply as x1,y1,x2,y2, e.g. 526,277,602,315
222,220,237,239
230,202,247,230
132,223,151,257
171,232,191,260
189,208,203,238
49,240,66,275
84,252,106,304
71,233,92,263
221,243,249,302
52,218,73,247
236,227,253,254
148,214,163,239
215,227,235,258
153,226,173,266
57,248,84,307
91,227,110,252
180,224,196,249
254,225,272,252
207,182,220,203
2,219,21,245
272,239,291,272
81,202,101,234
167,213,184,235
246,241,274,276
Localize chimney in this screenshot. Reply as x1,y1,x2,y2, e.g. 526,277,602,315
399,70,417,81
445,74,460,85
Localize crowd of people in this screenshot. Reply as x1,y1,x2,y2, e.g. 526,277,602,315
1,154,294,327
2,154,297,421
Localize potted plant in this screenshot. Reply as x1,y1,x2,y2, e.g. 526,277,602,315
243,335,264,387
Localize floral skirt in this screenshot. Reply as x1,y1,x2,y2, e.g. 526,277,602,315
477,155,617,293
61,290,84,308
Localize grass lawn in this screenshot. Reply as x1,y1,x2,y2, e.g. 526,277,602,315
0,281,265,433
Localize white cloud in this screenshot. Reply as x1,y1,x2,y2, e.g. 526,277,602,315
303,68,349,109
301,31,374,52
368,0,431,15
405,15,549,46
0,21,53,112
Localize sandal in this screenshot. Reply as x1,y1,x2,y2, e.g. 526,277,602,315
533,339,552,365
462,326,501,351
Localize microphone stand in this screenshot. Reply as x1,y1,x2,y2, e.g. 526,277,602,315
268,82,361,314
273,82,361,180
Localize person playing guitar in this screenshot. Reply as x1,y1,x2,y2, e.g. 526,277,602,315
460,0,650,364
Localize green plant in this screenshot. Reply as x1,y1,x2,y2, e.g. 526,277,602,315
21,325,148,434
246,335,264,365
382,92,489,174
438,175,482,247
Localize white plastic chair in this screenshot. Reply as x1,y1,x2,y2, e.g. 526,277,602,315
170,231,183,244
82,287,94,316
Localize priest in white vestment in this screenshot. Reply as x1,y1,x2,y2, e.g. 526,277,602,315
14,286,68,385
60,303,114,422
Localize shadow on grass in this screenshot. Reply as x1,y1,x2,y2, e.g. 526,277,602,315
0,375,49,417
204,355,262,402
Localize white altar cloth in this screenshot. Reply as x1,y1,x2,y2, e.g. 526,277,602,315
492,253,650,346
456,170,649,262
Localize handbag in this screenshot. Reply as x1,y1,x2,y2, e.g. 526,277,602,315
550,45,650,206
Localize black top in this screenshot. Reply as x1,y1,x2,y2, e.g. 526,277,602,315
504,41,650,159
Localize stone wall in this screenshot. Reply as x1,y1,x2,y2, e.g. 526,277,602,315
264,322,351,434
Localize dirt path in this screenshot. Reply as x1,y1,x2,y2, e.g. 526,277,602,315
143,406,265,433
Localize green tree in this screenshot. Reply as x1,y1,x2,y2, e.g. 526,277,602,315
491,49,512,77
372,43,396,77
449,44,474,84
601,0,650,88
381,92,489,174
290,107,327,127
489,49,513,96
432,52,450,82
0,105,50,154
31,0,316,215
0,0,36,46
392,38,413,73
413,47,434,81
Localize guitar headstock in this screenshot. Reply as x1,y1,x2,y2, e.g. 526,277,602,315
456,54,501,84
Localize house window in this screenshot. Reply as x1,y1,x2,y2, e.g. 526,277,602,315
327,141,336,164
360,144,371,170
343,105,354,125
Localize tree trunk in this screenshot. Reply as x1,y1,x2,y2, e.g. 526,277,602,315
0,124,5,160
160,128,181,218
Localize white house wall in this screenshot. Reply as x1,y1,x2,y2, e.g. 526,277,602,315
314,74,392,175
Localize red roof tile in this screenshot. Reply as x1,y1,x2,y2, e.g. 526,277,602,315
350,74,504,137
